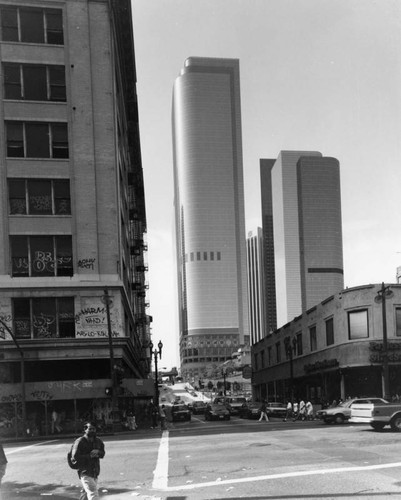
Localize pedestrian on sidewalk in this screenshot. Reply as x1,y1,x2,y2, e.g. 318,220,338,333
258,400,269,422
159,405,167,430
283,401,292,421
70,422,105,500
0,443,7,500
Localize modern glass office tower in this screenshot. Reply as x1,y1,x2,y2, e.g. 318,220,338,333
261,151,344,327
173,57,250,381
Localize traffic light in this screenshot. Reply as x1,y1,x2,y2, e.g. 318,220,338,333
105,387,113,396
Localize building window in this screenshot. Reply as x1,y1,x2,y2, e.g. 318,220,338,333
203,252,207,260
261,350,265,368
268,346,272,365
326,317,334,345
296,333,303,356
0,6,64,45
217,252,221,260
6,122,68,159
310,326,317,351
4,64,66,101
197,252,201,261
210,251,214,261
9,179,71,215
254,353,258,371
10,235,73,277
276,342,281,363
348,309,369,339
13,297,74,339
396,308,401,337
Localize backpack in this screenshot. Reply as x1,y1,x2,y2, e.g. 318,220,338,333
67,443,79,470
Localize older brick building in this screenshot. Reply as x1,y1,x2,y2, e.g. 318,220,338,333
0,0,152,435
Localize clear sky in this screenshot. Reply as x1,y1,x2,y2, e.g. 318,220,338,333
131,0,401,370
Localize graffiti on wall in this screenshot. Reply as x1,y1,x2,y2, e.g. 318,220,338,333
0,300,12,340
75,297,122,338
78,258,96,270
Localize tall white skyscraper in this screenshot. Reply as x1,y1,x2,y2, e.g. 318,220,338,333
172,57,250,381
246,228,265,345
261,151,344,327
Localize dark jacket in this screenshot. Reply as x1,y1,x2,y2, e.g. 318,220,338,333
71,435,105,478
0,444,7,465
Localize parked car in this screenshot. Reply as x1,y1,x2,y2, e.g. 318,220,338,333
317,397,387,425
191,401,207,414
204,403,230,421
171,402,191,422
213,396,247,415
265,402,287,419
239,402,262,419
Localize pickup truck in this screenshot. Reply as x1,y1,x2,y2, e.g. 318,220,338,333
349,398,401,431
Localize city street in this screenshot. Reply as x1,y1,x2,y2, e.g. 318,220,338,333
3,416,401,499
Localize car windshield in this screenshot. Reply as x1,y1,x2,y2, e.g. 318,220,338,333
231,398,246,403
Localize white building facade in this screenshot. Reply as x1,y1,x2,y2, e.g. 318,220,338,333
172,57,250,381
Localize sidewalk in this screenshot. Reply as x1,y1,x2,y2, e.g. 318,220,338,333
1,426,162,444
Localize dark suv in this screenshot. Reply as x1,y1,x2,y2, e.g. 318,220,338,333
171,402,191,422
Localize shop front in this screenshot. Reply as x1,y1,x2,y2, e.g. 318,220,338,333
0,377,154,437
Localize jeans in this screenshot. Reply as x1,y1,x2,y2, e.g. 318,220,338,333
80,474,99,500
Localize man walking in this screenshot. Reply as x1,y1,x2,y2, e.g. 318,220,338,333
258,400,269,422
0,443,7,500
71,422,105,500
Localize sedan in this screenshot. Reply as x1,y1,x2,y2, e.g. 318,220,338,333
204,403,230,421
265,402,287,419
239,402,262,419
191,401,207,414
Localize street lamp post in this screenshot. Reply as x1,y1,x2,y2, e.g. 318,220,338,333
149,340,163,405
375,282,393,400
284,336,297,404
0,318,26,437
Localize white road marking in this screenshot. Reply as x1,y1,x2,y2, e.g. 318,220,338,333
5,440,59,455
152,430,169,490
158,461,401,492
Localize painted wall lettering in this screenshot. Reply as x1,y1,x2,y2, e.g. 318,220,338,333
78,258,96,270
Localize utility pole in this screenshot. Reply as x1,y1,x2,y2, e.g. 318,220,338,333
284,337,296,404
102,289,120,427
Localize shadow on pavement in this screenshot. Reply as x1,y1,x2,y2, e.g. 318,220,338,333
2,481,133,499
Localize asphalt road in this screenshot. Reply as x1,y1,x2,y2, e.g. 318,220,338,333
3,415,401,499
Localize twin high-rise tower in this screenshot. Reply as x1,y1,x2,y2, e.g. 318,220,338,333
173,57,344,379
172,57,250,381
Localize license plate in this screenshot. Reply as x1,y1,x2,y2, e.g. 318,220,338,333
219,415,224,419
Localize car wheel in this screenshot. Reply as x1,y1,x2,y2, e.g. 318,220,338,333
390,415,401,432
371,422,385,431
334,414,345,425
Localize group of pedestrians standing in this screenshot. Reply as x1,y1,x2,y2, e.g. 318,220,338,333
283,399,314,421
